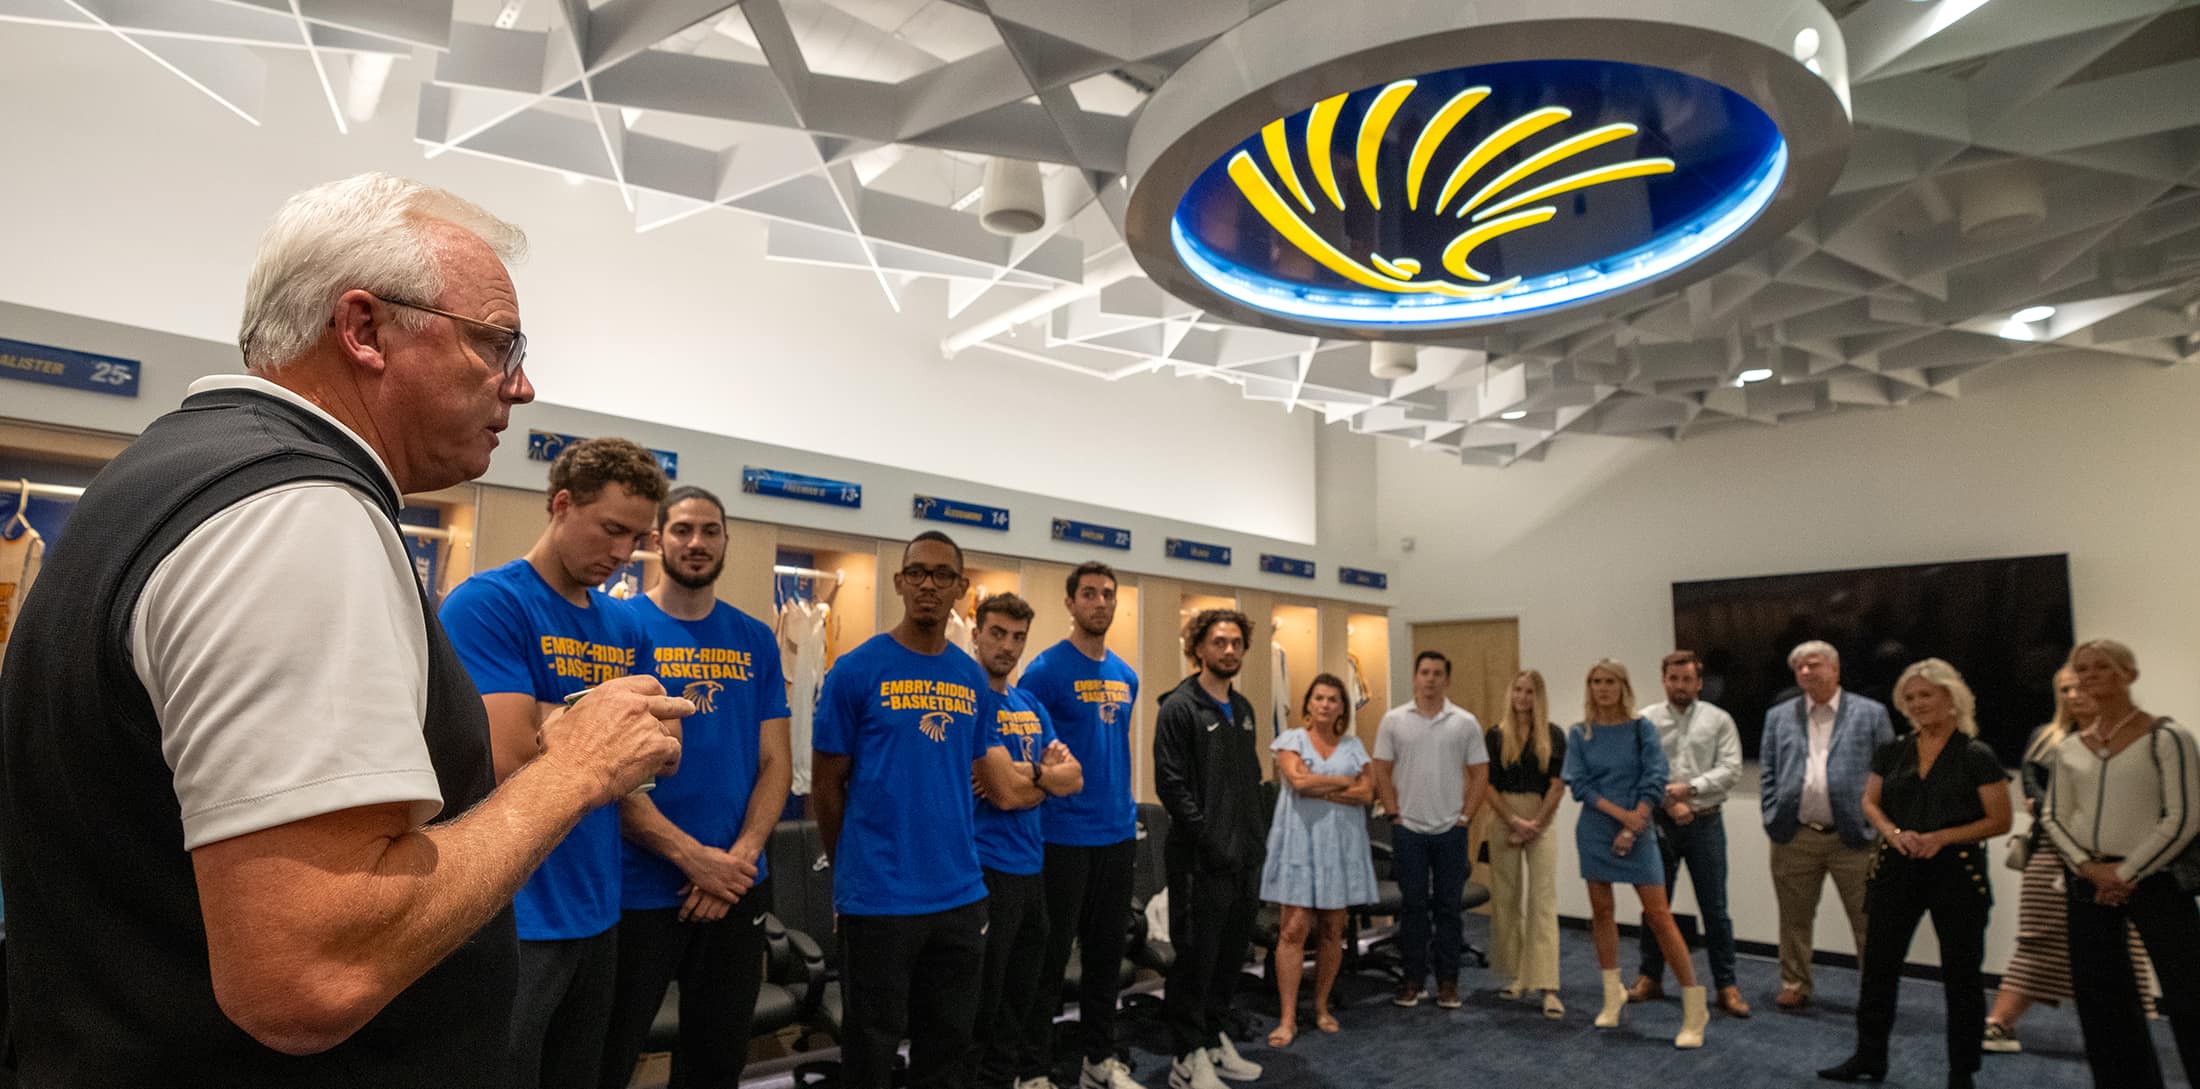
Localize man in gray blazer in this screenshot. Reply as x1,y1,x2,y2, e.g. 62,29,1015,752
1758,640,1896,1011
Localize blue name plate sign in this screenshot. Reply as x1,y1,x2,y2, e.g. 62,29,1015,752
527,430,679,479
745,467,861,509
1165,537,1232,566
0,336,139,398
1052,517,1131,551
1260,554,1316,579
1338,566,1388,590
914,494,1009,531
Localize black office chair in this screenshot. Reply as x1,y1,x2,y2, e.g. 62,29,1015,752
640,912,827,1053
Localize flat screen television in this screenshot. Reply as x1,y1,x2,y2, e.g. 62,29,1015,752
1671,554,2073,765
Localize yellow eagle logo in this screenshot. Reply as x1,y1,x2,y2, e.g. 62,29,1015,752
683,680,724,715
1227,81,1674,300
919,710,954,743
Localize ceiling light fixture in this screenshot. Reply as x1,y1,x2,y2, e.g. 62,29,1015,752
562,171,584,186
1738,367,1774,383
1370,342,1418,378
979,158,1045,235
2011,305,2055,323
1500,410,1527,420
493,1,526,30
1998,319,2036,341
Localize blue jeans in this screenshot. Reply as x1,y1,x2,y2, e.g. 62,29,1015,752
1392,824,1468,987
1637,810,1737,988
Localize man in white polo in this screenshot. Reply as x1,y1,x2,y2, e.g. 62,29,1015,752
1370,651,1489,1009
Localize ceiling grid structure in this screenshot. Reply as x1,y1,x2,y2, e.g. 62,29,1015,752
9,0,2196,466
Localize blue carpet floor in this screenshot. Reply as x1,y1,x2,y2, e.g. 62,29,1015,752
1083,912,2188,1089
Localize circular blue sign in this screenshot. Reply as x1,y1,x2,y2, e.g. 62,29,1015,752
1168,58,1787,329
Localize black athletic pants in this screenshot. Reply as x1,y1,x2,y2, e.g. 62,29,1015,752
1034,839,1136,1064
512,929,621,1089
837,899,988,1089
597,878,773,1089
2068,870,2200,1089
1164,865,1258,1058
1852,847,1988,1075
975,869,1050,1088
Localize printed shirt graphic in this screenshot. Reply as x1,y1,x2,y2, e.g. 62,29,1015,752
812,633,990,916
974,685,1059,876
441,558,652,939
620,595,790,910
1020,641,1138,845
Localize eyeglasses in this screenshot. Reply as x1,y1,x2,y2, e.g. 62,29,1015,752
899,566,965,589
376,295,528,383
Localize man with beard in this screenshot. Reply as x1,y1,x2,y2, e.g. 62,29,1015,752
1019,563,1143,1089
1154,609,1266,1089
814,531,1017,1089
597,486,792,1089
440,436,671,1089
969,592,1085,1089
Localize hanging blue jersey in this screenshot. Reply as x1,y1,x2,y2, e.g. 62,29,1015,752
440,559,652,940
619,595,791,911
1019,640,1138,846
975,686,1059,876
812,634,990,916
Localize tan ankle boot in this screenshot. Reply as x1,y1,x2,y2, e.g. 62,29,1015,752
1675,985,1709,1048
1595,969,1626,1028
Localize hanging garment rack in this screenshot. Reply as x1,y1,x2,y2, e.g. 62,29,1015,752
773,564,842,581
5,477,461,542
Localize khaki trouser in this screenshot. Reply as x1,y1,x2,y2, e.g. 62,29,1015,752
1486,791,1561,991
1770,824,1872,993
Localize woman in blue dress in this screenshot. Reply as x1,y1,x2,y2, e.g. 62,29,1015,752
1260,673,1378,1047
1564,658,1710,1049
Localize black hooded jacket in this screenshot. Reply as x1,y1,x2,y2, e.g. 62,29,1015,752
1153,673,1266,873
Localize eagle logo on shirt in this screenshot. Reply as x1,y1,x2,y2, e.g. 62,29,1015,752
919,711,954,742
1097,700,1121,726
683,680,724,715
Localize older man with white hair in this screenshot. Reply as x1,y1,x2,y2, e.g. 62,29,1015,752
1759,640,1895,1011
0,173,689,1088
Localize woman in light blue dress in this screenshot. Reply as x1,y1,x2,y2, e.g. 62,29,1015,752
1260,673,1377,1046
1565,658,1710,1049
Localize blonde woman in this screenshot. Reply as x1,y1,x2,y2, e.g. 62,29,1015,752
2038,639,2200,1089
1260,673,1377,1047
1481,669,1566,1018
1818,659,2010,1089
1984,666,2156,1053
1563,659,1707,1048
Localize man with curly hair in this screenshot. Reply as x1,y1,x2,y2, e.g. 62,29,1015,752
1154,609,1267,1089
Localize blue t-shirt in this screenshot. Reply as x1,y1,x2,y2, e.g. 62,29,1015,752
812,633,990,916
975,685,1059,876
440,559,652,940
620,595,791,910
1019,641,1138,846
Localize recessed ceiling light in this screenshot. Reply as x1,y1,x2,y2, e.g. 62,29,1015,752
1499,410,1527,420
1998,319,2037,341
1793,28,1820,62
2012,305,2056,323
1739,367,1774,383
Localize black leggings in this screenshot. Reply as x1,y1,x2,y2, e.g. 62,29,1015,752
2067,871,2200,1088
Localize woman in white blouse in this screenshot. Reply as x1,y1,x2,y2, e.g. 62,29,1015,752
2037,639,2200,1089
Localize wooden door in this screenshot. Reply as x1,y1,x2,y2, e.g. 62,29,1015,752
1407,617,1520,904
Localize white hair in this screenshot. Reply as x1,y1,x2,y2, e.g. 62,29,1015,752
1787,639,1840,670
238,173,527,372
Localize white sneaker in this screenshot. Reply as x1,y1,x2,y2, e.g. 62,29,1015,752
1015,1079,1060,1089
1083,1056,1142,1089
1168,1049,1226,1089
1209,1032,1262,1081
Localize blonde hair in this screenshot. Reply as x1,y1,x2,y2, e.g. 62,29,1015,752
1582,659,1637,726
1893,657,1979,736
1497,669,1553,771
2028,666,2081,761
2066,639,2138,683
239,173,527,372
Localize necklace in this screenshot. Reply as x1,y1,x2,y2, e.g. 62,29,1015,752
2088,709,2142,758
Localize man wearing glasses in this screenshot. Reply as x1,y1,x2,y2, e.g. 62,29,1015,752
0,174,688,1086
812,531,1009,1089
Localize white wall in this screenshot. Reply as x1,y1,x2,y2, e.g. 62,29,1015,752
1379,356,2200,974
0,24,1319,543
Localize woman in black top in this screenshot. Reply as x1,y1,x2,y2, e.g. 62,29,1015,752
1478,669,1568,1018
1819,658,2011,1089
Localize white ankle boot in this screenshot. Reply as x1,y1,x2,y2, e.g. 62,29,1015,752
1675,985,1709,1048
1595,969,1626,1028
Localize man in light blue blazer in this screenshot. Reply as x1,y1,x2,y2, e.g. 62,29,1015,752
1759,640,1896,1011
